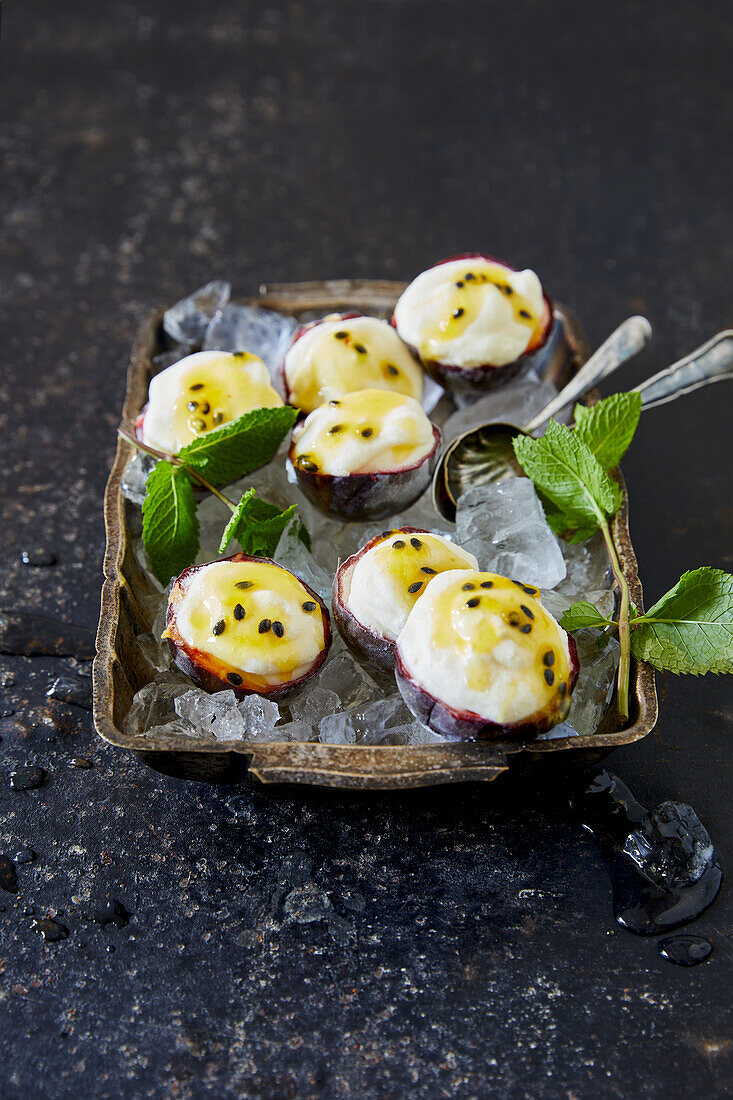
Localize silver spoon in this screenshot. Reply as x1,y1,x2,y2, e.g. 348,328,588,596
433,315,653,520
433,327,733,521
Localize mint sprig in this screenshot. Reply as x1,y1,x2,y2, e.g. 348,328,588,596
141,461,199,586
219,488,311,557
630,568,733,675
513,420,622,541
573,391,642,471
120,406,307,586
179,405,298,486
513,391,733,723
559,601,614,633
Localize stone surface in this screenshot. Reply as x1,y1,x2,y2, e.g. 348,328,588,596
1,2,732,1097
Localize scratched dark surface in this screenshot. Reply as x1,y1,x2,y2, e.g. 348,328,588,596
1,2,732,1097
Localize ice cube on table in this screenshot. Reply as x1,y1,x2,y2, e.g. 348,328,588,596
202,303,298,377
623,802,715,888
163,280,231,348
455,479,567,590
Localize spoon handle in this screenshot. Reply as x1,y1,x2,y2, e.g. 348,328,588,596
523,315,653,433
633,331,733,410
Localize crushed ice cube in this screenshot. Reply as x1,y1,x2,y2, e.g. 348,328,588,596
316,652,381,709
564,630,620,736
152,349,187,372
623,803,715,888
175,687,249,741
291,686,342,725
202,303,298,377
455,479,567,589
124,674,200,739
122,453,156,505
443,376,560,437
274,517,332,598
238,693,280,732
163,280,231,348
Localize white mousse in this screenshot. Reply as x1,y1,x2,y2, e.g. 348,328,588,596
291,389,436,476
284,315,424,412
344,532,478,641
142,351,283,453
394,258,546,368
396,570,572,725
170,560,325,687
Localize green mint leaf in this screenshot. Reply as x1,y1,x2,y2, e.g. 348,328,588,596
574,392,642,471
543,499,600,544
142,462,199,585
513,420,623,537
630,567,733,675
218,488,310,558
560,601,613,632
179,405,298,486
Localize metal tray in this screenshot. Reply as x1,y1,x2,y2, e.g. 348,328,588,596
93,280,658,789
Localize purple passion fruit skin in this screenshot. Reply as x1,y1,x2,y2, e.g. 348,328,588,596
394,572,580,743
392,253,554,395
332,527,478,672
164,553,332,701
289,423,441,521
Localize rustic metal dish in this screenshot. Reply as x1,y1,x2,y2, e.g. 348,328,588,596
93,280,658,789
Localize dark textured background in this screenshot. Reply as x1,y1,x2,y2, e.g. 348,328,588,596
1,2,732,1097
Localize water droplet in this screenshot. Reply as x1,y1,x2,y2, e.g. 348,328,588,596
10,766,48,791
94,898,131,929
0,855,19,893
20,548,57,567
70,757,92,769
658,934,713,967
33,917,69,942
13,848,36,865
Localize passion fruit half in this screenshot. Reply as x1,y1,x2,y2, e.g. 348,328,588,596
281,312,424,413
289,388,441,521
394,570,579,741
392,253,553,394
164,553,331,700
332,528,479,671
137,350,284,454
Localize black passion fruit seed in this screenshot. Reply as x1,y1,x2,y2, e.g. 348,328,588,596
466,597,480,608
520,605,535,619
408,581,423,594
212,619,226,636
480,581,494,588
272,621,284,638
258,619,271,634
233,603,246,620
189,382,204,390
235,580,253,590
544,669,555,686
302,601,317,613
543,650,555,666
421,566,437,575
227,672,243,686
410,537,422,549
461,582,475,591
392,540,406,549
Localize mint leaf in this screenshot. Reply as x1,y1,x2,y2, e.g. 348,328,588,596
574,392,642,471
544,501,599,544
560,601,613,632
513,420,623,537
218,488,310,557
142,462,199,585
630,567,733,675
179,405,298,486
